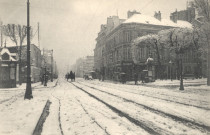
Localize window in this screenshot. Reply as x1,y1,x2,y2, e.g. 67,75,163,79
123,47,126,60
124,32,131,42
2,53,9,60
128,48,131,59
138,49,141,60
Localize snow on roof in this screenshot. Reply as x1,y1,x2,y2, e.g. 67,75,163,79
123,14,192,28
0,47,17,61
0,48,11,56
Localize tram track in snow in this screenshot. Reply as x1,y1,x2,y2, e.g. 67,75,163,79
0,83,43,105
75,97,110,135
50,80,64,135
82,81,210,111
0,80,59,106
69,81,164,135
71,81,210,134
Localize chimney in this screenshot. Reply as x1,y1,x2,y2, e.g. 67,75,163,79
170,9,178,23
107,16,114,31
127,10,141,18
174,9,178,23
154,11,161,21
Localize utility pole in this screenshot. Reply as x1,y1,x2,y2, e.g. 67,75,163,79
0,21,3,47
51,49,53,82
24,0,33,99
38,22,40,48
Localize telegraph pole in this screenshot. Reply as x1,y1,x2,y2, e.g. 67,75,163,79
0,21,3,47
51,49,53,82
38,22,40,48
24,0,33,99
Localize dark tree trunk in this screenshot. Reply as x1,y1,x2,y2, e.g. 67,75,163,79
179,58,184,90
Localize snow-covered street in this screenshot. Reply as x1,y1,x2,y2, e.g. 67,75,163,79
0,78,209,135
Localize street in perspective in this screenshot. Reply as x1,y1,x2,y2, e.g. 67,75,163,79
0,0,210,135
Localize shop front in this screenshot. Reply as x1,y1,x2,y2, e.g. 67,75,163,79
0,48,17,88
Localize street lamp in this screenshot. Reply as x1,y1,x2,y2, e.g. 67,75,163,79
51,49,53,82
44,64,47,86
169,60,173,81
24,0,33,99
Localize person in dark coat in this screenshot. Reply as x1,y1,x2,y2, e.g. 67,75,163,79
134,73,138,85
70,71,73,82
73,72,75,81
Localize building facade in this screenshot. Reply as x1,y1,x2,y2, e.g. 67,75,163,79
73,56,94,78
20,44,42,83
94,10,192,81
42,49,58,81
0,47,17,88
170,1,196,23
0,44,42,85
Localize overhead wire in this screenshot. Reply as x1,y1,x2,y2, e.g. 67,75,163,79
139,0,154,13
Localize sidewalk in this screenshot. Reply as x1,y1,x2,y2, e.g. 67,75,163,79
0,80,57,135
87,78,209,92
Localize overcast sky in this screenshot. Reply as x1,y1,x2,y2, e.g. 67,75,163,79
0,0,189,71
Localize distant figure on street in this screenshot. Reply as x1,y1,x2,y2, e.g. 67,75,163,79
134,73,138,85
73,72,75,81
121,73,126,84
141,71,145,84
70,71,73,82
40,75,44,84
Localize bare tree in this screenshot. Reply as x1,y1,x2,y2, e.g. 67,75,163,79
3,24,18,46
145,35,163,79
3,24,28,85
159,28,194,90
17,25,27,85
194,0,210,85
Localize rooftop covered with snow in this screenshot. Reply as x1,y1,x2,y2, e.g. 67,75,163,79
123,14,192,28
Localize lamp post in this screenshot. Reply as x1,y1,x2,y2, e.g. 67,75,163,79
24,0,33,99
51,49,53,82
44,64,47,86
169,60,173,81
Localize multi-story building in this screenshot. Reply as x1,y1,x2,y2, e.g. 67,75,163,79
0,44,42,83
74,58,84,78
21,44,42,82
42,49,58,81
94,10,192,81
83,56,94,75
73,56,94,78
170,1,196,23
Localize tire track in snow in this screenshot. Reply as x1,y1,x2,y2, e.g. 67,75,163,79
70,82,163,135
0,80,58,105
77,82,210,133
33,79,60,135
33,100,51,135
50,80,64,135
84,81,209,111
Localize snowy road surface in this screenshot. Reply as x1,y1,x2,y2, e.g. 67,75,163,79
0,78,209,135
